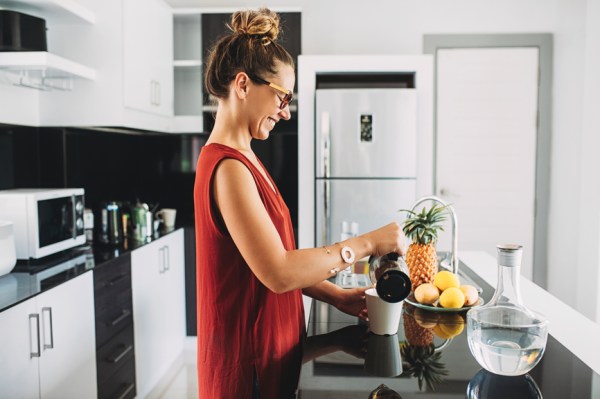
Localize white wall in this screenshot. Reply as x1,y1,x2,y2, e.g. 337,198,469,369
161,0,600,321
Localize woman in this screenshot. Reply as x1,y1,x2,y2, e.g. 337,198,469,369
194,8,406,398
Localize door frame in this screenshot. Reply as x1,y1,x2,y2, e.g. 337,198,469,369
423,34,553,288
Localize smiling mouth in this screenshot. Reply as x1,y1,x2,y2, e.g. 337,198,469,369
267,117,277,128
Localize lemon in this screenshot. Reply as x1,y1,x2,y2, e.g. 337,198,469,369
460,285,479,306
414,283,440,305
433,315,465,339
438,287,465,308
413,308,440,329
433,270,460,292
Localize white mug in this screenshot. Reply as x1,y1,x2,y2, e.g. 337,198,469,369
365,288,403,335
156,208,177,228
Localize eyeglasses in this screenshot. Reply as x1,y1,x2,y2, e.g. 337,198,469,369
248,74,293,110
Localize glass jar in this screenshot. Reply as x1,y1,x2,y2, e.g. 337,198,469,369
466,244,548,376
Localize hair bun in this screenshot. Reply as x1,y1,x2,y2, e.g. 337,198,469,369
229,8,280,45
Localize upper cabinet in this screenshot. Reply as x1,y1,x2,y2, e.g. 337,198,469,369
0,0,174,132
123,0,173,117
38,0,174,132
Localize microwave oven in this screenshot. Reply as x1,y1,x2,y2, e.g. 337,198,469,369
0,188,85,259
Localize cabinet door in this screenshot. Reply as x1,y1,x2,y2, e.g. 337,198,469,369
131,230,185,398
38,272,97,399
0,298,40,399
123,0,173,117
160,229,186,364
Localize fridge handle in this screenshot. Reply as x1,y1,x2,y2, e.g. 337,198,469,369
321,112,330,179
320,112,331,246
321,179,331,247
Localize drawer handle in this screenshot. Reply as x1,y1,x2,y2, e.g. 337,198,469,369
108,344,133,364
110,309,131,327
107,273,128,287
29,313,41,358
116,383,135,399
41,307,54,349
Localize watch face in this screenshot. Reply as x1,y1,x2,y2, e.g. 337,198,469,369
341,246,355,264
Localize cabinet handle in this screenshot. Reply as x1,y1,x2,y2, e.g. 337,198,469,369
156,81,161,106
164,245,170,271
29,313,41,358
116,383,135,399
110,309,131,327
41,307,54,350
108,344,133,364
158,246,164,273
150,80,155,105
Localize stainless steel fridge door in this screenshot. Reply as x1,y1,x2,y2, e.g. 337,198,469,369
315,88,417,179
315,178,417,247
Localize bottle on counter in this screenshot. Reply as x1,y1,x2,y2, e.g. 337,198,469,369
466,244,549,376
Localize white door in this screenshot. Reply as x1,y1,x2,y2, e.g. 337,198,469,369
38,272,97,399
131,231,186,397
0,297,40,399
436,47,539,279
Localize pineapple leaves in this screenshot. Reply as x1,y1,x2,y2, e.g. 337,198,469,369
398,203,450,245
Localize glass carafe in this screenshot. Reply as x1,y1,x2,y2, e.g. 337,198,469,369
466,244,548,376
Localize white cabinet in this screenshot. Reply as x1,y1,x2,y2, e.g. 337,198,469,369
0,272,97,399
124,0,173,117
36,0,174,132
0,297,40,398
131,229,185,398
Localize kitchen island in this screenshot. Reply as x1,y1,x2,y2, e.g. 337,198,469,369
298,252,600,398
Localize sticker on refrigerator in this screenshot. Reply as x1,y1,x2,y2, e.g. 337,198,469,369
360,114,373,142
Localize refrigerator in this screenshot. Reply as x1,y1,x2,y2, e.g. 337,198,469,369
315,87,418,255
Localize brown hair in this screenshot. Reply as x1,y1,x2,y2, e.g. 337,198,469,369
204,8,295,100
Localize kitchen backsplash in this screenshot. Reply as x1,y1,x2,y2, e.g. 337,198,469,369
0,124,298,235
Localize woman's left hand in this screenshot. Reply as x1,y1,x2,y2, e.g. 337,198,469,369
334,286,370,321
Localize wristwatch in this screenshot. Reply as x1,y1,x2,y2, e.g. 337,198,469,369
340,246,356,264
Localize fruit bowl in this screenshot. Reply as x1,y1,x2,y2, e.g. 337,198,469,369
405,292,484,313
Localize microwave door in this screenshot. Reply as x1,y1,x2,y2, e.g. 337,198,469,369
315,179,417,247
37,197,74,248
315,88,418,179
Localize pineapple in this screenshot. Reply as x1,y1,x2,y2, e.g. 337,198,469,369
401,203,448,289
402,304,448,391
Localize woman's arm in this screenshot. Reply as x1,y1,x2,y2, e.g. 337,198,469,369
213,158,405,293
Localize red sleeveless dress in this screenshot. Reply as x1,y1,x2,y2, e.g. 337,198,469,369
194,143,305,398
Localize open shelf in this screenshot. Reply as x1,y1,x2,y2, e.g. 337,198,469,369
0,0,95,24
0,51,96,90
0,52,96,80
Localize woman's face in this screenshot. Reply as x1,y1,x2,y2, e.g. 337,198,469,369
247,62,295,140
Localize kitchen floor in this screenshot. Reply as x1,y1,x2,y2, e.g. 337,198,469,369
156,363,198,399
154,339,198,399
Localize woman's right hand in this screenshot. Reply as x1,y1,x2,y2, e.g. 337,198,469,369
362,222,407,258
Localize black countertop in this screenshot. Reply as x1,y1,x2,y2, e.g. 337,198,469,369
298,262,600,398
0,227,181,313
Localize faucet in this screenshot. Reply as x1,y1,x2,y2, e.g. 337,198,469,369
409,196,459,274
